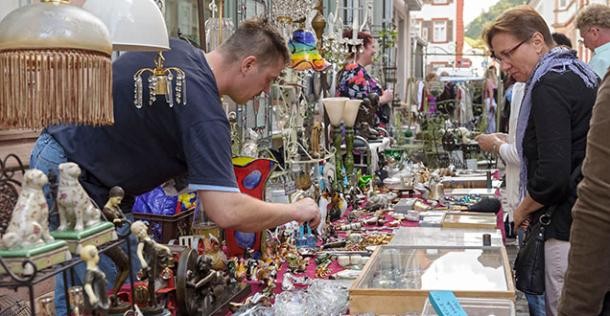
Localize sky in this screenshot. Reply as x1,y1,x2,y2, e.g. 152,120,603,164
463,0,501,25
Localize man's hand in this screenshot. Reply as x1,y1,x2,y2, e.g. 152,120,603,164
475,133,502,153
292,198,321,228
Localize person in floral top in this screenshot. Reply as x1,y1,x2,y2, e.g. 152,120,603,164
337,29,393,110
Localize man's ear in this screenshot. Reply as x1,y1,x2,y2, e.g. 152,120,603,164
241,56,257,75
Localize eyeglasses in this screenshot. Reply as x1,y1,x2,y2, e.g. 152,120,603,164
491,36,531,63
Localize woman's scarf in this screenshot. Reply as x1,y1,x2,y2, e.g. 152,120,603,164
517,46,598,199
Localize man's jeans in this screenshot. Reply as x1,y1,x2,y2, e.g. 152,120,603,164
30,132,139,315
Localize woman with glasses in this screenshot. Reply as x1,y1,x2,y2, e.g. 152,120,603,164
484,6,598,316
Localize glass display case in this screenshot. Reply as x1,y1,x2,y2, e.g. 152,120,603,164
390,227,503,248
444,188,497,198
349,245,515,315
421,297,516,316
441,176,501,189
441,212,498,230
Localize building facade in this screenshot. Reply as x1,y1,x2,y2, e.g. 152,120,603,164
410,0,465,76
530,0,610,63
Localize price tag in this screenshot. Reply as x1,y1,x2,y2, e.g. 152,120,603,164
284,179,296,195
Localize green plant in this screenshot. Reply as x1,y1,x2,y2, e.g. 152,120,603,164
379,26,398,49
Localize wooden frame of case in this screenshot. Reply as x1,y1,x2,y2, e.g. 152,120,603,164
441,176,488,188
349,245,515,315
441,211,498,230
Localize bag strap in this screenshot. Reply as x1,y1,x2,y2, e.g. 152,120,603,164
539,206,554,227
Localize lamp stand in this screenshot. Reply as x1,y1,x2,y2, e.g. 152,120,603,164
332,125,344,192
345,127,355,184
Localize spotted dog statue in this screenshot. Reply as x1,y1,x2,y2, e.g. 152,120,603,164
56,162,102,231
2,169,54,249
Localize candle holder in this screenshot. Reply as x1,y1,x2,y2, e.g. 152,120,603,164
68,286,85,316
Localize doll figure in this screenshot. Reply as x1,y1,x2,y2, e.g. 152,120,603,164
205,235,227,271
131,220,172,308
101,187,130,309
310,121,322,158
80,245,110,315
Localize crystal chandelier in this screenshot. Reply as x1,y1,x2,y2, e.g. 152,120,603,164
132,0,186,109
272,0,312,24
134,52,187,108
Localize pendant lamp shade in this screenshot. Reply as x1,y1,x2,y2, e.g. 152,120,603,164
0,1,113,128
83,0,170,51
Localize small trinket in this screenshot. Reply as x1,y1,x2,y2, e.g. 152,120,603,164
338,222,362,231
363,216,379,225
483,233,492,247
347,233,363,243
322,240,347,249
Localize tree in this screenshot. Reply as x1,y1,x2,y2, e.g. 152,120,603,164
465,0,529,39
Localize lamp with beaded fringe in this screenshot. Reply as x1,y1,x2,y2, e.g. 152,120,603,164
0,0,113,129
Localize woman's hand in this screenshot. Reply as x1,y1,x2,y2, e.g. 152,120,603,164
475,133,503,153
513,204,531,230
380,89,394,104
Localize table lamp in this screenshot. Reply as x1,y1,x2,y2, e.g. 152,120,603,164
322,97,347,190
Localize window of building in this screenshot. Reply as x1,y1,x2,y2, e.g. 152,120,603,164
413,20,422,38
433,20,447,42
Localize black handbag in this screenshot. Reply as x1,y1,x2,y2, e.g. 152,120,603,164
514,207,554,295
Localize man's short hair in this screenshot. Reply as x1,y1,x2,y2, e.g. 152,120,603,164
552,32,572,48
218,18,289,67
576,4,610,30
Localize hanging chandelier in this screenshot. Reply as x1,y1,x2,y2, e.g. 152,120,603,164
271,0,312,24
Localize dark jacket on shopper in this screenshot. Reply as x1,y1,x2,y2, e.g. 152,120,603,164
523,71,596,241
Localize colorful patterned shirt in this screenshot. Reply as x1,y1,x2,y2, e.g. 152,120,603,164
337,63,383,99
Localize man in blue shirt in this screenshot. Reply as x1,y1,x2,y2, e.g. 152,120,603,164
577,4,610,79
30,18,320,314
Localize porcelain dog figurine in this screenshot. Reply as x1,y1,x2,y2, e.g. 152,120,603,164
56,162,102,231
2,169,54,249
